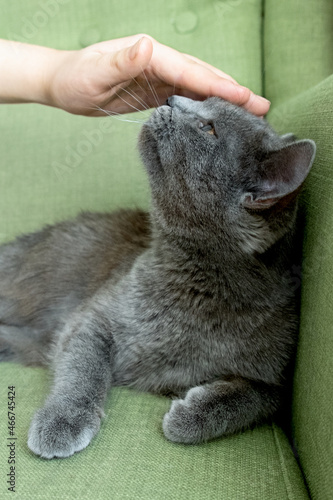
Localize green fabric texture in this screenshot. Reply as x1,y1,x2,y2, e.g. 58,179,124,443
0,0,263,244
264,0,333,106
268,75,333,500
0,363,308,500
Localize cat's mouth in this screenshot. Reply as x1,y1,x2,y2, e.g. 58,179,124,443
150,104,172,126
143,105,174,141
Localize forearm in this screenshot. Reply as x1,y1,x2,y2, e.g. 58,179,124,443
0,39,63,106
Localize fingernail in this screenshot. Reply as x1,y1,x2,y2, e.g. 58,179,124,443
129,38,143,61
255,95,271,106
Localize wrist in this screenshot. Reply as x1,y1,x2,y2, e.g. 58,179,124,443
39,48,72,109
21,45,69,108
0,40,67,107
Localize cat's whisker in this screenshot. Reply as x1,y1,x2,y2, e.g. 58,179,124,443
149,65,176,104
129,74,150,101
140,67,162,113
104,81,150,117
118,85,150,111
94,105,145,124
111,90,147,115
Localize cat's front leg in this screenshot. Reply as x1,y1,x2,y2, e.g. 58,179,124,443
28,311,114,459
163,377,281,444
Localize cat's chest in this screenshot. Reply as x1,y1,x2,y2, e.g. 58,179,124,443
112,315,234,393
108,263,286,391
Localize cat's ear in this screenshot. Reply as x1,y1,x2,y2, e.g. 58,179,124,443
242,139,316,210
280,133,297,143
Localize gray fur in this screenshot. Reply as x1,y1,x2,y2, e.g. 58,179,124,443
0,97,316,458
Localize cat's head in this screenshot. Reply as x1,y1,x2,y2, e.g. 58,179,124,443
138,96,316,255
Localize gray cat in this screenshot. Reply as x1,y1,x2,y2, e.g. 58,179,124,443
0,96,316,459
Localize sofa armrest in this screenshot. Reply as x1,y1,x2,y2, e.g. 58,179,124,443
268,74,333,500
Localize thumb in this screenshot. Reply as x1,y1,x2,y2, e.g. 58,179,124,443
99,37,154,85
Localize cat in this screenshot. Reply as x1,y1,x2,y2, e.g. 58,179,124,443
0,96,316,459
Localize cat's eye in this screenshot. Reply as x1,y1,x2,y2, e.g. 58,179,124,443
198,121,216,137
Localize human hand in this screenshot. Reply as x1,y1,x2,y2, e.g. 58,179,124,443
46,35,270,117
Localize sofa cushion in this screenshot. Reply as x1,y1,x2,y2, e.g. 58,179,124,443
0,363,309,499
268,74,333,500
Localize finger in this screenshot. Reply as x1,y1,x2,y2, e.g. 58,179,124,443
151,44,270,116
87,34,153,54
236,89,270,116
167,63,270,116
176,64,270,116
97,37,154,87
223,84,271,116
174,66,270,117
182,54,239,85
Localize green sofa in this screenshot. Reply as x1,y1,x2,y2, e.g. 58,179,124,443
0,1,332,498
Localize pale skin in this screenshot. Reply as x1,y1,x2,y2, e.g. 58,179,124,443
0,35,270,117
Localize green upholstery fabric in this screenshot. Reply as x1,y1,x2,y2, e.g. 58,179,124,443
0,0,332,498
264,0,333,106
0,363,308,500
268,75,333,500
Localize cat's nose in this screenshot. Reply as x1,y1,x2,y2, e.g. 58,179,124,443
165,96,176,107
165,95,194,110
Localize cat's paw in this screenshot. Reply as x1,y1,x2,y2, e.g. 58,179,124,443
28,400,103,459
162,386,208,444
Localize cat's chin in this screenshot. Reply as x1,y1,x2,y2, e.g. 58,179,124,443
138,122,153,151
138,124,164,179
138,121,154,142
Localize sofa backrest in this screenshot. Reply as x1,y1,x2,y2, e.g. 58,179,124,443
264,0,333,106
